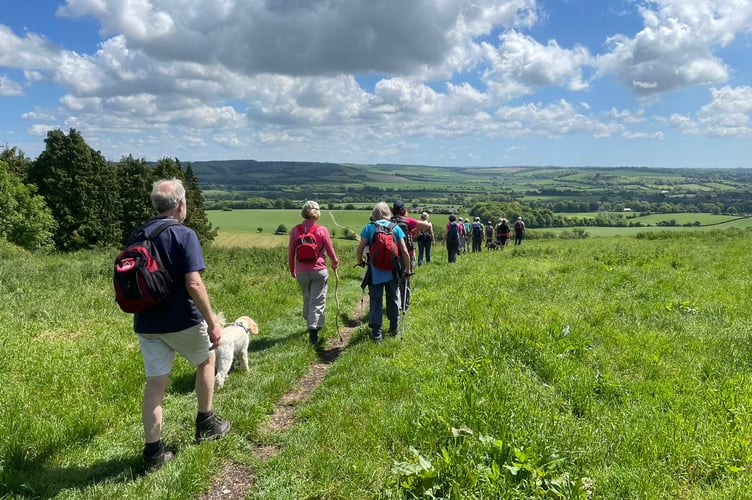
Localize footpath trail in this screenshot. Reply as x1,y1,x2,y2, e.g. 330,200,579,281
200,296,367,499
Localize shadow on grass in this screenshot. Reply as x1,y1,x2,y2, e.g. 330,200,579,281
168,330,304,394
1,454,145,499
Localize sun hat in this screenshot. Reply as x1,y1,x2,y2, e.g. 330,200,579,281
421,211,429,220
475,216,480,221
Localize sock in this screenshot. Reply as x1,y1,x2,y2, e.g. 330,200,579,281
196,411,213,423
144,440,162,456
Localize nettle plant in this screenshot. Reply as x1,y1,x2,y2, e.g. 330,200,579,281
388,426,587,498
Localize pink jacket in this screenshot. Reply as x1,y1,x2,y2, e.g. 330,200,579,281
288,220,339,276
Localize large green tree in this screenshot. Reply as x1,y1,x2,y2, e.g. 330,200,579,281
0,146,32,183
0,160,56,251
184,163,217,244
28,129,121,250
151,158,215,244
115,155,157,244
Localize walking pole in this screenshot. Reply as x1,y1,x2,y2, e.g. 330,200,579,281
399,274,410,338
356,262,369,336
334,267,343,342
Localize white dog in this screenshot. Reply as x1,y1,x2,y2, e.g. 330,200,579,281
214,314,259,389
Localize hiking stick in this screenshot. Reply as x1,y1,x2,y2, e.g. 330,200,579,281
399,275,409,338
356,262,369,336
333,267,343,342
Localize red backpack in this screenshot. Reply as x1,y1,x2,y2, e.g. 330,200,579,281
294,224,319,262
114,220,178,313
369,222,399,270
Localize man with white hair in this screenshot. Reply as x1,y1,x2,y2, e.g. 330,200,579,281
133,178,230,471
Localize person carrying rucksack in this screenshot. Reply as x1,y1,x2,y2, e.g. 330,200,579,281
415,211,435,266
463,218,472,253
497,218,511,250
356,202,411,342
288,200,339,345
514,216,526,246
471,216,484,252
485,220,494,248
390,200,432,313
127,178,230,472
445,214,461,263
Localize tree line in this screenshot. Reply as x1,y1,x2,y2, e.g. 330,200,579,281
1,129,216,252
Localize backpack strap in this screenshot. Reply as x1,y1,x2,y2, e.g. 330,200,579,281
297,223,318,232
128,219,179,245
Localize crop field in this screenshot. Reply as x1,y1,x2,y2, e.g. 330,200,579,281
207,209,752,244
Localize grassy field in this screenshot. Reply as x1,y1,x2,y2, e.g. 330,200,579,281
208,209,752,243
3,228,752,498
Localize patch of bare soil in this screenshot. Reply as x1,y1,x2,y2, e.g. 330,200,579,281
201,298,365,498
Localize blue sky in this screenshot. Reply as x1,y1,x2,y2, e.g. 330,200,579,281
1,0,751,168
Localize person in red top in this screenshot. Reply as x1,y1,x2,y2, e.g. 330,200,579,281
288,201,339,345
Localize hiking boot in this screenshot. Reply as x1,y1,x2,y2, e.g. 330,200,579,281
308,328,319,345
372,330,383,343
143,443,175,472
195,413,231,443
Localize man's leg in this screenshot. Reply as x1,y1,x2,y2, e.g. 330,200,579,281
195,351,216,413
143,374,170,444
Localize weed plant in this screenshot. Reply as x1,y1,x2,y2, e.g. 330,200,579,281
2,231,752,498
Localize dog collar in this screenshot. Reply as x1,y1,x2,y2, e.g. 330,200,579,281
234,321,250,334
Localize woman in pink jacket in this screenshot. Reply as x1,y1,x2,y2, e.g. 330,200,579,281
288,201,339,345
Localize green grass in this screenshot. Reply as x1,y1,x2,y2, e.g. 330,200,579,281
3,230,752,498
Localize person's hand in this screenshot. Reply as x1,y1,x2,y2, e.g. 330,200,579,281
208,323,222,351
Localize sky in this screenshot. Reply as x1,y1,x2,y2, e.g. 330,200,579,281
1,0,751,169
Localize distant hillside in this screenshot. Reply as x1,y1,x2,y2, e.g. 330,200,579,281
191,160,364,187
190,160,752,214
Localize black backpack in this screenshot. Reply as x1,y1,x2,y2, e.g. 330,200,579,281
446,221,459,242
472,223,482,238
391,216,414,253
114,220,178,313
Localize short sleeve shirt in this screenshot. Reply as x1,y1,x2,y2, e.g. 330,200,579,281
134,217,206,334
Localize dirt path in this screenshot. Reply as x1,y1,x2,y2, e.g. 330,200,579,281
200,298,366,499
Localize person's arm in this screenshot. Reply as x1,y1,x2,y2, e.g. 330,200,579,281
321,228,339,270
185,271,222,350
398,238,410,273
356,237,368,266
288,229,297,277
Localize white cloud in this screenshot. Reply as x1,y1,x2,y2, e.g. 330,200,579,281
0,75,23,96
484,30,591,93
594,0,752,96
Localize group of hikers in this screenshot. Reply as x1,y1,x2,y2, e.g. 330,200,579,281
444,214,526,263
289,200,526,344
123,183,526,472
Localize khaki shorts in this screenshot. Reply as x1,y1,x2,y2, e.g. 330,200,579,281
137,321,211,377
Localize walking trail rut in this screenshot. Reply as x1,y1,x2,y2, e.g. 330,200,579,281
200,297,367,499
